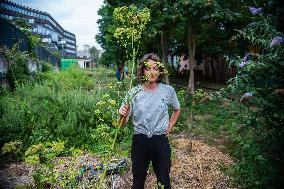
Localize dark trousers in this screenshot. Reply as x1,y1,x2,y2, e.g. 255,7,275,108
131,134,171,189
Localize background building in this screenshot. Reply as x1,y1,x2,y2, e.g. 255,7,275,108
0,0,76,58
77,44,91,59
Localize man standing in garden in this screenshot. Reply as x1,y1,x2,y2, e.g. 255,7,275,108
119,53,181,189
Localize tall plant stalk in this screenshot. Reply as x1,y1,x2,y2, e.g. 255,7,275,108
98,5,150,188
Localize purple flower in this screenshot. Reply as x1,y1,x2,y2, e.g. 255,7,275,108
241,92,253,101
239,54,250,67
239,60,248,68
243,92,253,98
270,36,283,47
249,7,262,15
243,53,249,61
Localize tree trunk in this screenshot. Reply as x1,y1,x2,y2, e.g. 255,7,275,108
187,17,196,94
170,54,175,73
161,31,169,84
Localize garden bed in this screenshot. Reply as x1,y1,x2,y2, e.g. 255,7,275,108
0,134,236,189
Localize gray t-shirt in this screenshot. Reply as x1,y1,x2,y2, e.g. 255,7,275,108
122,83,180,138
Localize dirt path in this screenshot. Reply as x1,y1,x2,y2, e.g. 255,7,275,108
0,134,235,189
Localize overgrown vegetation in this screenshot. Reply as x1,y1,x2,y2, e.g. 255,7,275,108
0,62,132,187
0,44,30,91
0,67,132,155
225,7,284,188
1,0,283,188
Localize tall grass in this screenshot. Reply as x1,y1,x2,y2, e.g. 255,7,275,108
0,67,132,157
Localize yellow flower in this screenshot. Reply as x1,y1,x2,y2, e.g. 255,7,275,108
144,61,151,68
96,101,106,106
112,120,119,127
103,94,110,98
156,61,164,68
107,83,113,89
108,99,116,105
95,109,101,114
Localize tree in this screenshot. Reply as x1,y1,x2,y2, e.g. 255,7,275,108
96,3,126,66
89,46,100,62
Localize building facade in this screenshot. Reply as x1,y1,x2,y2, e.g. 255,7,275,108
0,0,76,58
77,44,91,59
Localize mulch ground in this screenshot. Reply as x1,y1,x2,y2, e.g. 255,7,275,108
0,134,236,189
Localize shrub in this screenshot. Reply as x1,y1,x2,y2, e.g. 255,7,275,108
225,9,284,188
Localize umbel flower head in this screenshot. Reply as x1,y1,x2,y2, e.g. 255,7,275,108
270,36,283,48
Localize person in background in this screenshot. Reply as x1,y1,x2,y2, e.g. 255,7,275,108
119,53,181,189
115,64,125,81
115,66,121,81
124,65,129,77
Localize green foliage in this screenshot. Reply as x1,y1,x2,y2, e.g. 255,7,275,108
44,66,94,90
2,1,283,187
89,46,100,62
96,4,125,66
193,89,207,102
0,44,30,91
40,61,54,73
23,141,79,188
225,2,284,188
113,5,150,45
95,65,116,79
50,51,61,60
157,182,165,189
1,140,22,155
0,67,132,158
10,18,42,55
0,66,132,186
96,3,153,68
112,5,152,90
24,141,65,165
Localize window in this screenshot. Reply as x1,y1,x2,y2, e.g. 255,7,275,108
28,19,34,24
66,49,76,53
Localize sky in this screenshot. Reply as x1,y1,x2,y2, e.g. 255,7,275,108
11,0,105,50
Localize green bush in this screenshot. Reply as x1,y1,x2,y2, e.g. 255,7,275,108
0,44,31,91
0,67,132,157
225,9,284,188
40,61,54,73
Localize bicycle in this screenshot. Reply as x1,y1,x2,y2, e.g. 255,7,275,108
75,158,128,189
